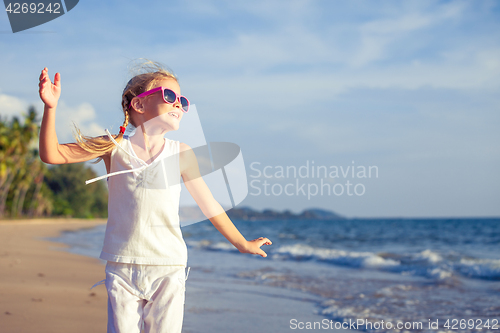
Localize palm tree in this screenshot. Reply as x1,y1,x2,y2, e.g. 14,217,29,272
1,107,107,219
0,116,23,217
0,107,40,218
28,160,47,217
11,108,40,217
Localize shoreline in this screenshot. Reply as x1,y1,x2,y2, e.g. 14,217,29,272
1,218,498,333
0,218,108,333
2,219,348,333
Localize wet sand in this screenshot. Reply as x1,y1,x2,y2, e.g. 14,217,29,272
0,218,108,333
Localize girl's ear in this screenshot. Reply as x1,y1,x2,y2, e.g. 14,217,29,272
130,97,145,114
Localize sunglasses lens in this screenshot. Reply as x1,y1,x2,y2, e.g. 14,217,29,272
180,97,189,112
163,89,177,103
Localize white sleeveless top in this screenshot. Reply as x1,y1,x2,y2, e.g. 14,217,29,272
87,134,187,265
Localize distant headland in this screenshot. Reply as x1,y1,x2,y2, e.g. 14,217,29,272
179,206,345,222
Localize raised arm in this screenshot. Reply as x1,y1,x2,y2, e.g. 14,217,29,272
179,142,272,257
38,67,110,166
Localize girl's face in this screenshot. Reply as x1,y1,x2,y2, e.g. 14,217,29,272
136,78,185,132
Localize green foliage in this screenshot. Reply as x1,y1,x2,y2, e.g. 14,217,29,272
0,106,44,218
0,106,108,219
44,162,108,218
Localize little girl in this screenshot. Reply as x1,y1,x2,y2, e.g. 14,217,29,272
38,61,272,333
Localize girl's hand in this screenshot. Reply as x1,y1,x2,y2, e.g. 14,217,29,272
239,237,272,258
39,67,61,109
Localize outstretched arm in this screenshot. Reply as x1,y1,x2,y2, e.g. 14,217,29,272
38,67,109,165
179,142,272,257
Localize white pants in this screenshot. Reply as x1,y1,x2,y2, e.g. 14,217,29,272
102,261,189,333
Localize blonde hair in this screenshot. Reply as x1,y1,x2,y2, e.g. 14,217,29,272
72,59,178,164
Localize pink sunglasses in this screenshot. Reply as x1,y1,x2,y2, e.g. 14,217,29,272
130,86,190,112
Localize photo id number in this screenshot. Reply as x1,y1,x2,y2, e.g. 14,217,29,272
5,2,61,14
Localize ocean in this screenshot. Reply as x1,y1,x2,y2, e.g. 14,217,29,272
47,217,500,332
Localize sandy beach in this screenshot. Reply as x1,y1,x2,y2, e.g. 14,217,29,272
0,218,346,333
0,218,108,333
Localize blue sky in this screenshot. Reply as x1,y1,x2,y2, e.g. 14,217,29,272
1,0,499,218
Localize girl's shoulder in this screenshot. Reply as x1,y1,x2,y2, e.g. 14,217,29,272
179,141,190,152
178,142,198,168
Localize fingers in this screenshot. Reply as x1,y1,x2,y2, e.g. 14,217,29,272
39,68,59,87
259,237,272,246
39,68,50,86
244,237,272,258
39,67,47,79
254,238,272,257
258,249,268,258
39,70,47,93
54,72,61,87
39,69,45,83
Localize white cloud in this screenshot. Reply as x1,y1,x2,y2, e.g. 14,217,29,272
0,93,103,143
0,94,28,119
55,101,104,142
